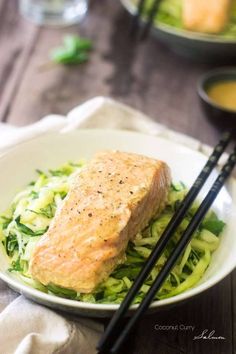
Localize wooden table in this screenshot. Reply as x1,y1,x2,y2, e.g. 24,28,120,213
0,1,235,353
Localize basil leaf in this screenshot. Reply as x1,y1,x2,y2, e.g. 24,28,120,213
47,284,77,299
15,216,48,236
50,35,92,65
8,258,23,272
6,233,18,256
0,216,12,230
202,212,225,236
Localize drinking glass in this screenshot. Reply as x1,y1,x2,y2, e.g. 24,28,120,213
19,0,88,26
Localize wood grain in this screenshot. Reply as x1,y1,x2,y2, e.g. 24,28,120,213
120,275,233,354
232,272,236,354
0,0,38,122
0,1,235,354
4,0,222,146
5,0,115,126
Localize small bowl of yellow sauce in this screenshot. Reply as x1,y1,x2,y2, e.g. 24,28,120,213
198,68,236,130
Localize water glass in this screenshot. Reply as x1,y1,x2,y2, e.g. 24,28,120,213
19,0,88,26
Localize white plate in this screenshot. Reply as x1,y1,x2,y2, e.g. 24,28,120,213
0,129,235,317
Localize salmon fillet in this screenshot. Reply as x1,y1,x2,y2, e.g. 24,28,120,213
183,0,231,33
30,151,171,293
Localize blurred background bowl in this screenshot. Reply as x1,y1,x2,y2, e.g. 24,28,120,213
197,68,236,132
121,0,236,63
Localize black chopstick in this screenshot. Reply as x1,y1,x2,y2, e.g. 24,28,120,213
97,131,232,353
130,0,146,35
131,0,162,39
141,0,162,40
110,144,236,354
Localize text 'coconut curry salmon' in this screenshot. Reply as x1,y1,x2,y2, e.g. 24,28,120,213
29,151,171,293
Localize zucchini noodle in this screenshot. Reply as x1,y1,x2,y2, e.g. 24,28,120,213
0,162,225,304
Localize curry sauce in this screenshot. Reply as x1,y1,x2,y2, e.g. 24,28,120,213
207,80,236,111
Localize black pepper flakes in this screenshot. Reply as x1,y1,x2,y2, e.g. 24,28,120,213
130,191,133,194
119,180,124,184
88,213,93,217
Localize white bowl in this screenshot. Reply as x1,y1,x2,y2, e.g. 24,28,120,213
0,130,235,317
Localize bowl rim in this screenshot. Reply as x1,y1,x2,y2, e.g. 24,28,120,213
120,0,236,44
0,129,235,313
197,67,236,114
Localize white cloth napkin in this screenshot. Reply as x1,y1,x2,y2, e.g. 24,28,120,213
0,96,230,354
0,96,204,154
0,297,102,354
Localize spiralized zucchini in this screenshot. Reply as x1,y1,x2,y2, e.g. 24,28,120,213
0,162,225,304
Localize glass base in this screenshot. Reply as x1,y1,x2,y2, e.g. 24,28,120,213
19,0,88,27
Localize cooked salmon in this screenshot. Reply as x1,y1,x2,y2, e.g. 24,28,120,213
30,151,171,293
182,0,231,33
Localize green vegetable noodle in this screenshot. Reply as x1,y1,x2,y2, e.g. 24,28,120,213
0,161,225,304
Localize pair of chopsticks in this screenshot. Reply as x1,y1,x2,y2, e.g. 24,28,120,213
97,131,236,354
131,0,162,39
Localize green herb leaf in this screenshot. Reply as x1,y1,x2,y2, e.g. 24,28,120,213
0,216,12,230
47,284,77,299
15,216,48,236
63,34,92,52
50,47,76,64
74,38,92,52
202,212,226,236
112,266,141,280
28,181,36,186
63,35,79,53
50,35,92,65
8,258,23,272
27,204,55,219
36,169,46,176
29,191,39,199
6,234,18,256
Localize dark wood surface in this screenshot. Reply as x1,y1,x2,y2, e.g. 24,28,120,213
0,1,235,354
